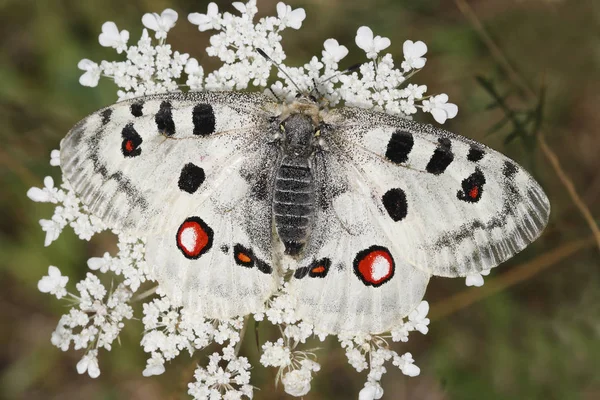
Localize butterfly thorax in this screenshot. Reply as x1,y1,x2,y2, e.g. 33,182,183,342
274,112,320,257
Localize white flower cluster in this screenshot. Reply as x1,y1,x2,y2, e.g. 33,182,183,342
77,0,456,122
31,2,468,398
45,270,134,378
79,9,188,100
338,301,430,399
27,168,106,246
260,338,320,397
188,352,253,399
141,297,243,373
141,297,253,398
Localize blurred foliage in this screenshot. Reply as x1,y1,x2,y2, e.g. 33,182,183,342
1,0,599,399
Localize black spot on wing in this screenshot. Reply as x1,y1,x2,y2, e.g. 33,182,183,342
385,130,413,164
294,266,310,279
382,188,408,221
86,133,148,213
426,138,454,175
457,167,486,203
178,163,205,194
100,109,112,126
503,161,518,178
256,260,273,274
467,145,485,162
121,123,142,157
233,243,272,274
308,258,331,278
192,104,216,136
155,101,175,136
233,244,255,267
130,101,144,117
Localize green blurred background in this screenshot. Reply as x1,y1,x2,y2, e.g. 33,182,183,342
1,0,599,399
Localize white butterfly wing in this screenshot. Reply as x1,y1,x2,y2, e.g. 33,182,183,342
288,106,549,334
145,145,282,317
61,91,282,318
60,92,275,234
287,150,430,334
324,107,550,278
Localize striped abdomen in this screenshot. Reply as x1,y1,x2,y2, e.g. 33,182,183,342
273,157,315,256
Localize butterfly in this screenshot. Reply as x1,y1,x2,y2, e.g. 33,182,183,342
60,91,550,334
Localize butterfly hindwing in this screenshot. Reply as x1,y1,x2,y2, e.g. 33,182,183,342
287,149,430,333
145,148,282,317
60,91,283,318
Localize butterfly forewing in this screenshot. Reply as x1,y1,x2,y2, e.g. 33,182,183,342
60,91,283,318
324,107,550,277
60,92,274,234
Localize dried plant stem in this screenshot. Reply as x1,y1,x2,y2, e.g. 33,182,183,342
538,135,600,250
234,315,250,356
453,0,535,99
0,147,41,188
429,237,595,320
454,0,600,253
132,285,158,302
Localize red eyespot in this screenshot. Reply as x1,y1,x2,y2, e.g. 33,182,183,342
469,186,479,199
176,217,213,259
353,246,395,287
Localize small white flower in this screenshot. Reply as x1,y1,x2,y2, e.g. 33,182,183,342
408,301,430,335
466,273,484,287
142,9,178,40
394,352,420,377
402,83,427,99
232,2,247,14
188,3,220,32
355,26,390,59
50,149,60,167
401,40,427,71
27,176,57,203
466,269,489,287
260,339,291,367
38,266,68,299
76,350,101,378
276,2,306,30
185,58,203,76
98,22,129,53
143,352,166,377
422,93,458,124
322,38,349,64
282,368,312,397
77,59,101,87
359,383,384,400
87,252,111,272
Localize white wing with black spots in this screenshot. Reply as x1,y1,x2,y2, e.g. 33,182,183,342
60,91,277,234
320,107,550,278
60,91,283,319
287,149,430,334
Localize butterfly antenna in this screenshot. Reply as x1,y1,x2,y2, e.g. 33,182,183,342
320,62,363,84
256,48,303,94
